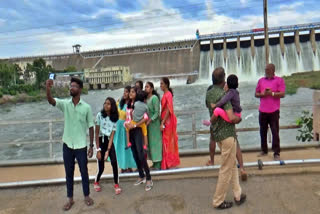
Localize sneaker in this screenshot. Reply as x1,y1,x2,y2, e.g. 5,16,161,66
134,178,146,186
94,182,101,192
145,180,153,191
114,184,122,195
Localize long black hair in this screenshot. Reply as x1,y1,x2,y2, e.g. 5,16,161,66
101,97,119,123
135,80,143,91
119,85,131,110
127,86,139,109
161,77,173,96
146,81,160,100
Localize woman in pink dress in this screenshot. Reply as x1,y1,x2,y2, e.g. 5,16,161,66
160,77,180,169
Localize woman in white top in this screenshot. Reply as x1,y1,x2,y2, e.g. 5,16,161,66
94,97,121,195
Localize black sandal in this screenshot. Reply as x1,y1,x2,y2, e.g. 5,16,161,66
216,201,233,209
234,193,246,206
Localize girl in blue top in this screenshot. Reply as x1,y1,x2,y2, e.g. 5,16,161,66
94,97,121,195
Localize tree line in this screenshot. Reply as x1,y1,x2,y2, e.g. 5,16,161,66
0,58,78,98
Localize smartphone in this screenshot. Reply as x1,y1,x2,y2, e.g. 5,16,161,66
49,73,55,80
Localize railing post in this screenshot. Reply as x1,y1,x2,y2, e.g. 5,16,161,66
49,121,53,158
192,113,197,149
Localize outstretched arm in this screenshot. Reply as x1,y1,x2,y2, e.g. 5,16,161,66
46,79,56,106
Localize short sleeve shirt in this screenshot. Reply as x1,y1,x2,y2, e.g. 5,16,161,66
255,76,286,113
205,85,236,142
95,112,117,137
55,98,94,149
133,101,148,122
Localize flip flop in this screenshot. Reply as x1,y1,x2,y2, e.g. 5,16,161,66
234,193,246,206
63,201,74,211
206,160,213,166
84,197,94,206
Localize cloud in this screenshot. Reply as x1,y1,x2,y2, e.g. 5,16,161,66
0,19,6,27
240,0,248,5
279,1,304,11
0,0,320,58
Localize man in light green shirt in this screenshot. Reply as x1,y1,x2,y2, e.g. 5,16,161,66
46,77,94,211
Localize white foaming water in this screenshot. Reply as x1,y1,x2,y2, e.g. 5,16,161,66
199,40,320,81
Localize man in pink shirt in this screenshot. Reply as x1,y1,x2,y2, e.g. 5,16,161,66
255,64,285,161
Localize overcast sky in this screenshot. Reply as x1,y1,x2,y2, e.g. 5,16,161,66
0,0,319,58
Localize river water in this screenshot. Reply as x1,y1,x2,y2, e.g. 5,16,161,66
0,78,314,161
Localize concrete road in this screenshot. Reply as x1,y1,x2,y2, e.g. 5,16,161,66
1,173,320,214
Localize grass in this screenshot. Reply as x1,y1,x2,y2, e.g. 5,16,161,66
283,71,320,95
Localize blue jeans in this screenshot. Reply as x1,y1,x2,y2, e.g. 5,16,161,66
63,143,90,198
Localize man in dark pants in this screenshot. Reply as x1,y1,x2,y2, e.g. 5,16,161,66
46,77,94,211
255,64,285,161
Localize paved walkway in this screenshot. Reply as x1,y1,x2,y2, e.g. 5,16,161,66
1,147,320,182
1,172,320,214
1,147,320,213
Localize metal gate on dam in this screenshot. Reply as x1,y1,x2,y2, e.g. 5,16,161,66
198,22,320,81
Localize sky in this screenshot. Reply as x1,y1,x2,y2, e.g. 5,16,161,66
0,0,319,58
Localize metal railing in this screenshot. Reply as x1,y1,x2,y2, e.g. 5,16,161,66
199,22,320,40
0,110,302,165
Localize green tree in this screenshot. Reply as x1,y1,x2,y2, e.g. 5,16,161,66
64,66,77,73
23,63,33,82
33,58,54,89
0,63,15,88
13,64,23,84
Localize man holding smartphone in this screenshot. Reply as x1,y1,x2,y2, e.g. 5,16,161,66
46,77,94,211
255,64,286,161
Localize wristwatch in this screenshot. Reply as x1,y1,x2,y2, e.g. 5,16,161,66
96,148,101,152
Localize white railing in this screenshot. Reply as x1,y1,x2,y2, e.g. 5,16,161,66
0,110,302,165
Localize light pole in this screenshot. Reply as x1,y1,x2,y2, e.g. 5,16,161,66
264,0,269,65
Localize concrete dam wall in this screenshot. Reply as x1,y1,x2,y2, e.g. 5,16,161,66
5,22,320,83
7,40,200,79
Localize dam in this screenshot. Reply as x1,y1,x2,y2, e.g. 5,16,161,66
3,22,320,82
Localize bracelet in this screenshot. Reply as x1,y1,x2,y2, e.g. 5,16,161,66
272,92,275,97
89,144,94,148
96,148,101,152
134,124,137,128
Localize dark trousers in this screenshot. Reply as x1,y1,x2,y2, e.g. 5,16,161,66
63,143,89,198
259,110,280,156
95,136,119,184
130,128,151,181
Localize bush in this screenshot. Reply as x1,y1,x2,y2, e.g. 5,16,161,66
296,110,313,142
0,91,3,98
27,90,39,96
9,89,17,96
2,88,9,95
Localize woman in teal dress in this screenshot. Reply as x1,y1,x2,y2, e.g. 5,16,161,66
145,82,162,170
113,86,137,172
